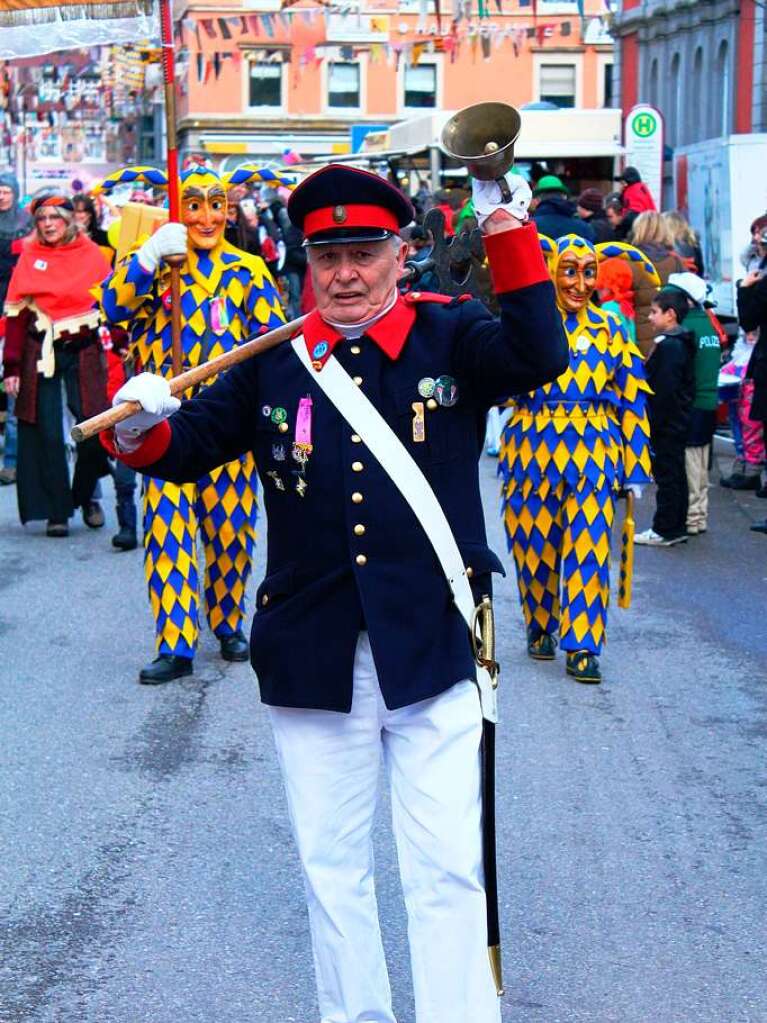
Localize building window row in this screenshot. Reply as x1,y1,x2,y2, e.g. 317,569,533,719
247,57,438,112
648,38,731,148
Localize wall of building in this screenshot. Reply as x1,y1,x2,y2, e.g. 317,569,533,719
175,0,615,163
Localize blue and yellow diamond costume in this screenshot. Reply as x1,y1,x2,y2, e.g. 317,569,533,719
498,235,655,656
98,165,286,658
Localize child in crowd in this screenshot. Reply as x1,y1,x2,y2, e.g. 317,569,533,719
663,273,722,534
635,288,696,546
719,327,766,492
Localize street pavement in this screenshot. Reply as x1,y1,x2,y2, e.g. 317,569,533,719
1,442,766,1023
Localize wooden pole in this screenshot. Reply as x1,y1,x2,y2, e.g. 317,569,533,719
159,0,184,377
71,314,308,443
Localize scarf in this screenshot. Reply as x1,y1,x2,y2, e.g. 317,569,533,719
5,231,111,324
0,171,33,240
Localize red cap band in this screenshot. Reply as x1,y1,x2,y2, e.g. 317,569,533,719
304,203,400,238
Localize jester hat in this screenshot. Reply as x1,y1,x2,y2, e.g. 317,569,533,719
538,232,662,287
94,163,297,197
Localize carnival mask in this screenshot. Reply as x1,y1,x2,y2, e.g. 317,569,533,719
555,251,598,313
181,184,228,250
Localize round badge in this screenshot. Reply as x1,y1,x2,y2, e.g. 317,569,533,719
417,376,435,399
271,407,288,425
312,341,329,359
261,404,272,417
434,375,458,408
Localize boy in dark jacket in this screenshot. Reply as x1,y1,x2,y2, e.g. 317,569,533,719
635,289,696,546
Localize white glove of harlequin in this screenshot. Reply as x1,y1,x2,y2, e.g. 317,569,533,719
626,484,644,499
137,222,188,273
112,372,181,452
472,173,532,228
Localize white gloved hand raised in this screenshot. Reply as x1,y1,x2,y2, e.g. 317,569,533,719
113,372,181,452
137,222,188,274
472,173,532,229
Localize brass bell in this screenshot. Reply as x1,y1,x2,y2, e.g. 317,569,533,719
440,101,522,202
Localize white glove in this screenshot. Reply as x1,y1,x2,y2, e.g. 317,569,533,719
113,372,181,452
626,484,644,499
472,173,532,228
137,223,188,273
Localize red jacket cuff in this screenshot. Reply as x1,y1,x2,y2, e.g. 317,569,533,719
99,419,172,468
484,222,550,294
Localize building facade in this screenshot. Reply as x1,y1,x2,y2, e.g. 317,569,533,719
611,0,767,149
174,0,616,171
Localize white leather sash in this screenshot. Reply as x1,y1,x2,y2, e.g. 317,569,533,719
291,335,498,723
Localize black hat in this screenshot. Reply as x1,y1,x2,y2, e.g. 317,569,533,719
615,166,642,185
288,164,414,245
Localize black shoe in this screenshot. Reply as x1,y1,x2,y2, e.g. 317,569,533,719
220,630,249,662
750,520,767,534
139,654,194,685
726,473,761,491
83,500,105,528
566,651,602,684
527,626,556,660
46,520,69,538
756,486,767,499
112,527,138,551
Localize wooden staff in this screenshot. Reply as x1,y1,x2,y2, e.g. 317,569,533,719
159,0,184,376
71,314,307,443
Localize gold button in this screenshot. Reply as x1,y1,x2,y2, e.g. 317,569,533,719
411,291,421,299
355,554,367,566
352,492,363,503
466,566,474,578
352,461,364,472
426,398,438,411
350,345,361,355
353,376,363,386
351,433,362,444
354,523,366,536
261,594,270,606
278,421,289,433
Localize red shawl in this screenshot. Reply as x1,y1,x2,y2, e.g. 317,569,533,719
5,231,111,323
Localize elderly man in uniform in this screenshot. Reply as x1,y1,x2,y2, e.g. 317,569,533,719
102,164,568,1023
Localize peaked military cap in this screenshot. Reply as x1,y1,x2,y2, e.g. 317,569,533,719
288,163,414,245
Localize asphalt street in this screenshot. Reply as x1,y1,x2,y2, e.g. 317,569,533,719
1,442,766,1023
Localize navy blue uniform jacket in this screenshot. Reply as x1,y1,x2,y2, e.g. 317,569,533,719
107,224,568,712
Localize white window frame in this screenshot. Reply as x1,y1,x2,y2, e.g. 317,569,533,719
398,56,443,115
243,52,288,113
322,53,367,116
533,51,583,109
597,54,615,108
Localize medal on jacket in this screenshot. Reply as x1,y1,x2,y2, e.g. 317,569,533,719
411,401,426,443
292,394,313,494
210,295,230,335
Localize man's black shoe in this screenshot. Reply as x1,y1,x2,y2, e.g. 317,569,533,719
112,527,138,551
756,485,767,499
139,654,194,685
726,473,761,491
566,651,602,684
220,630,249,662
750,520,767,534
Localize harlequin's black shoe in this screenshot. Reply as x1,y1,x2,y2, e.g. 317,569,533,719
527,626,556,660
750,520,767,534
139,654,194,685
566,651,602,684
220,630,249,662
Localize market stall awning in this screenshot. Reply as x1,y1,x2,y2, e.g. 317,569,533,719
0,0,157,57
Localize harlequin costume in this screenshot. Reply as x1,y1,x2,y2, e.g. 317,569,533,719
102,164,569,1023
98,164,287,682
498,235,656,683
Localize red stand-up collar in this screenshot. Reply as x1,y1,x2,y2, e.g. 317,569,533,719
302,294,417,369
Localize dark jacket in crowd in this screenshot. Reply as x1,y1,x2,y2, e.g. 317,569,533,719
534,195,595,243
645,326,696,441
629,242,686,357
581,209,614,244
737,274,767,422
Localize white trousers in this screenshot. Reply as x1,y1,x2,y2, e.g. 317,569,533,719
267,633,502,1023
685,444,710,529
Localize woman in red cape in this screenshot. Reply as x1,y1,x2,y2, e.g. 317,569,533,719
3,193,112,536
